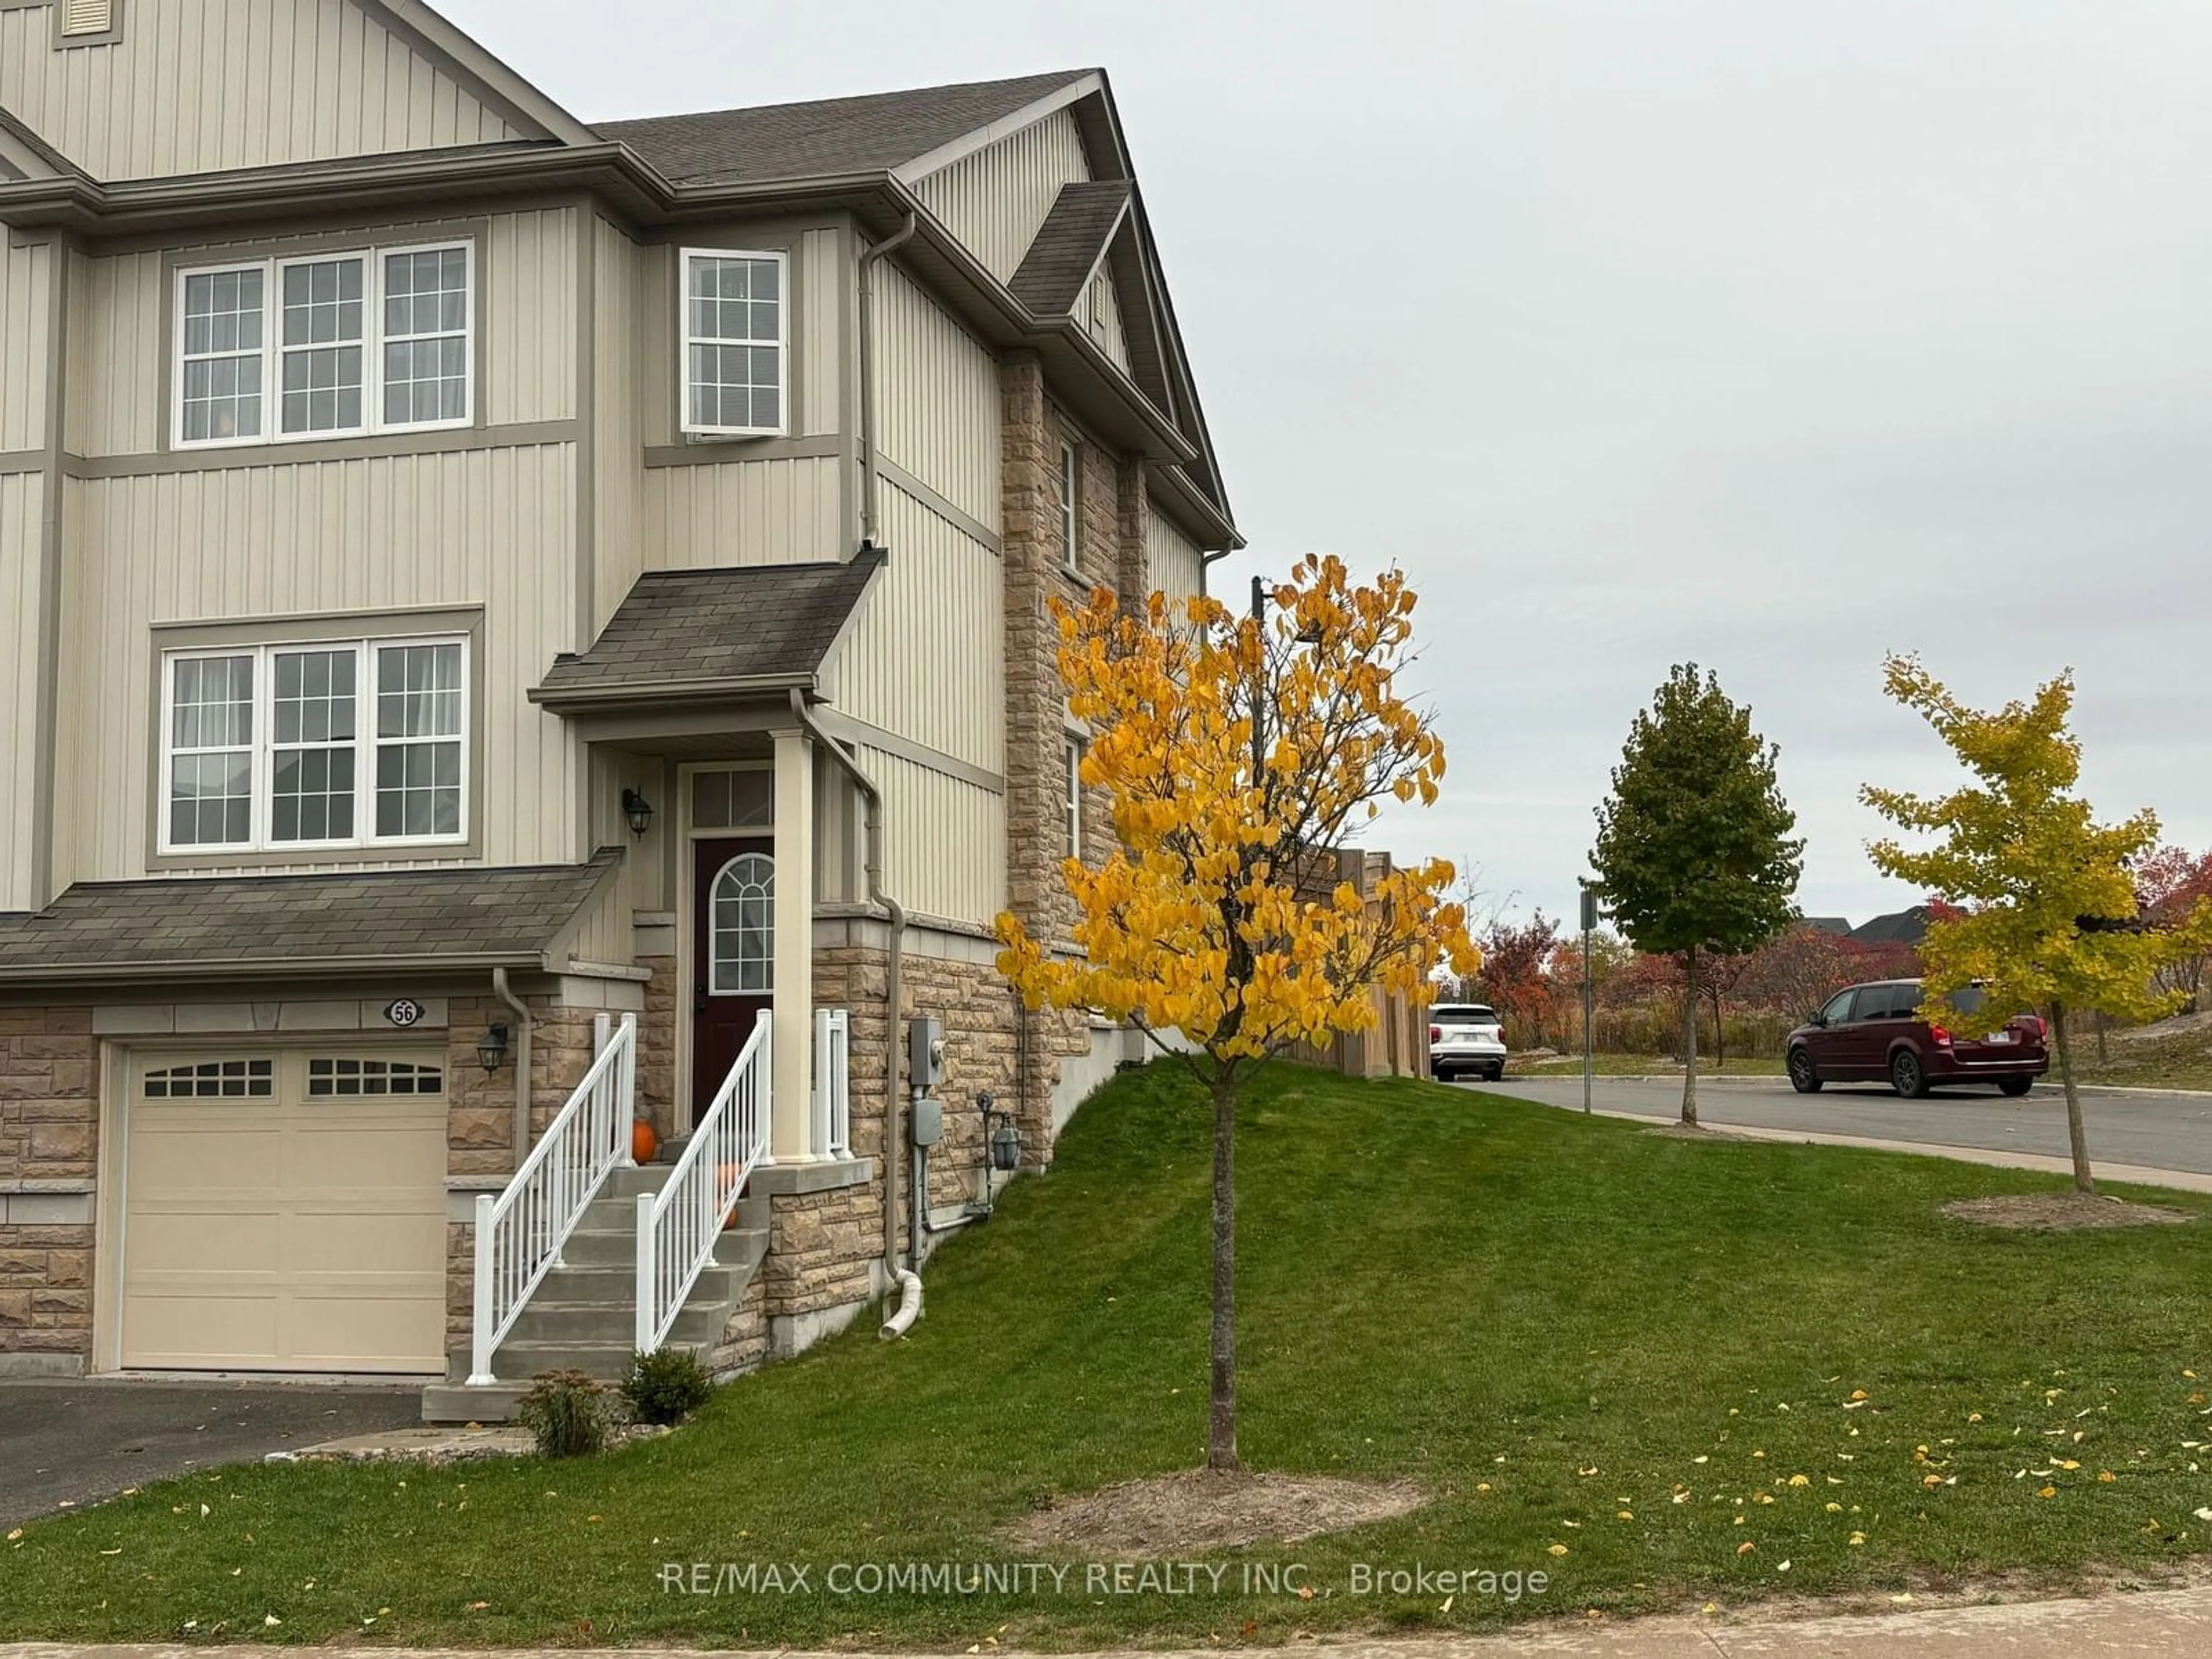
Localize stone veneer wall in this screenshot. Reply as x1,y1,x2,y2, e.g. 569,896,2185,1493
635,956,678,1140
0,1006,96,1365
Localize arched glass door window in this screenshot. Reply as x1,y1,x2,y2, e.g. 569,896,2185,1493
710,852,774,994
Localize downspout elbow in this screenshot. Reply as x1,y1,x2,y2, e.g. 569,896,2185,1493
491,967,534,1173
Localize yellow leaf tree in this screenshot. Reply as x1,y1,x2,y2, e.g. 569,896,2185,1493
997,554,1478,1471
1863,655,2212,1192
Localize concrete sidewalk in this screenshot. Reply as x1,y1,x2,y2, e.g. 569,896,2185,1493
7,1589,2212,1654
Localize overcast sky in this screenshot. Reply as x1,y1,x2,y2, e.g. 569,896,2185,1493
453,0,2212,931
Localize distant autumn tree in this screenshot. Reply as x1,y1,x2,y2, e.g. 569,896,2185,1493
1592,665,1805,1124
2138,847,2212,1007
1733,923,1854,1020
997,555,1478,1471
1475,911,1562,1046
1864,657,2212,1193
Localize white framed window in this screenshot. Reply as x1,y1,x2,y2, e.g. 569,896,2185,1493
1059,440,1081,572
160,635,468,854
710,852,777,994
681,248,788,438
1063,736,1084,862
173,240,474,450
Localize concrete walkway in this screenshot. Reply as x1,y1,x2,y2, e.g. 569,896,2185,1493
8,1589,2212,1654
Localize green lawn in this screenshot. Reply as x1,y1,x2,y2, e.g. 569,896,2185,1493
5,1064,2210,1649
1508,1052,1786,1077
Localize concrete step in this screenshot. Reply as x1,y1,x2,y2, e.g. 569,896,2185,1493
506,1298,726,1346
604,1164,676,1199
421,1380,529,1425
487,1339,643,1382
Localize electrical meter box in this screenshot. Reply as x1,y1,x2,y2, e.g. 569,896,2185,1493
907,1016,945,1089
910,1096,944,1146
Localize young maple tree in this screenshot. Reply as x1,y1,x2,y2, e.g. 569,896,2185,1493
1590,664,1804,1124
1863,656,2212,1193
1476,910,1562,1047
996,554,1477,1472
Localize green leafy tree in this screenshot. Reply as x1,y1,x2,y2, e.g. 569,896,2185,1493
1591,664,1804,1123
1863,656,2212,1193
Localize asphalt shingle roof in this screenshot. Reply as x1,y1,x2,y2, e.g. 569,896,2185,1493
0,853,620,976
535,551,886,702
593,71,1088,186
1009,180,1130,315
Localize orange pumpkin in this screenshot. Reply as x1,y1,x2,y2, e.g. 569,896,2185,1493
631,1116,659,1165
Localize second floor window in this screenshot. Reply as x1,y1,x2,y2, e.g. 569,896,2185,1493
174,241,474,449
1063,736,1084,862
1059,440,1080,572
162,637,468,854
681,248,787,438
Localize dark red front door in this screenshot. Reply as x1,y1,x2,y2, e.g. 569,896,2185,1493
692,836,774,1115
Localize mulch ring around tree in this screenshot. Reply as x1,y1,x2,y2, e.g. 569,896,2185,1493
1940,1193,2197,1231
1002,1469,1428,1554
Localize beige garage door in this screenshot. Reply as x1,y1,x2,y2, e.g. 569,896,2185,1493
122,1050,448,1373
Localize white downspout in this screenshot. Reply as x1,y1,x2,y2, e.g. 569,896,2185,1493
786,692,921,1332
857,212,919,550
491,967,534,1170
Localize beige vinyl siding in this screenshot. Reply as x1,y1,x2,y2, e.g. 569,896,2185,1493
0,240,53,453
62,213,571,460
0,473,43,910
53,443,581,885
862,744,1005,927
641,456,842,569
874,262,999,533
482,208,578,426
910,109,1090,283
566,748,664,968
1085,266,1130,374
835,480,1003,772
1145,498,1206,607
0,0,524,181
591,217,644,635
637,227,844,448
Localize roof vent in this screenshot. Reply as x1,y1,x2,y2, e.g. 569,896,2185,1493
60,0,113,36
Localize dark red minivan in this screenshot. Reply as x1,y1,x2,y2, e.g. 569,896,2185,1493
1786,979,2048,1099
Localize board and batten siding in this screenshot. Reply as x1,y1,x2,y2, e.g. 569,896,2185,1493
874,261,998,534
0,473,44,912
1145,498,1206,607
861,744,1005,928
63,211,576,459
591,215,645,636
641,456,843,570
0,0,524,181
0,239,52,454
910,108,1090,285
52,443,582,887
834,480,1002,774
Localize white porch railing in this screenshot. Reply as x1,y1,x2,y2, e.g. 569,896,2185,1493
813,1006,851,1159
635,1009,772,1354
468,1012,637,1386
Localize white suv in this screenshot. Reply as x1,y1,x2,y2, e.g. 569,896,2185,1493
1430,1003,1508,1082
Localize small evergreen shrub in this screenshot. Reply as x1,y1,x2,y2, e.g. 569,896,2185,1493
516,1368,610,1459
621,1347,715,1426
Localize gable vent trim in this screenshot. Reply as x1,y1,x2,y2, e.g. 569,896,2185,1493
60,0,113,36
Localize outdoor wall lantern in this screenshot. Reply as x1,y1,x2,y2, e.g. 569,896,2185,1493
622,787,656,838
476,1022,511,1073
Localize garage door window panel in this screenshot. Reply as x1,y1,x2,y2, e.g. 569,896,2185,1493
143,1058,275,1099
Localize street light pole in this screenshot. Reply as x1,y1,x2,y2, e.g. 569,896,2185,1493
1580,884,1598,1115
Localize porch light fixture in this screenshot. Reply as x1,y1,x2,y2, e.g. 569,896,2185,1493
621,787,656,838
476,1022,511,1073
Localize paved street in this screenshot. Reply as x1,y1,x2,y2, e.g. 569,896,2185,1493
0,1379,421,1528
1467,1073,2212,1180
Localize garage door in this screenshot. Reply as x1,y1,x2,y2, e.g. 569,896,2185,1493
121,1050,448,1373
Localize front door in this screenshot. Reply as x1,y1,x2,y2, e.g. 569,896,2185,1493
692,838,774,1115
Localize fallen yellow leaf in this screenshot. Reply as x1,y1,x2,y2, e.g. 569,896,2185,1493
2099,1471,2117,1484
1547,1543,1570,1557
1736,1541,1756,1556
1849,1531,1866,1546
1850,1389,1868,1401
1788,1474,1810,1487
1617,1510,1634,1521
2036,1486,2058,1499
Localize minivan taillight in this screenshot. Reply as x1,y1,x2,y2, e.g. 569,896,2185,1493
1929,1025,1953,1047
2033,1016,2048,1042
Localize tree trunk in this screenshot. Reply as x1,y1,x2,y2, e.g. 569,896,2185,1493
2095,1012,2108,1066
2048,999,2096,1195
1680,946,1700,1126
1712,987,1727,1072
1207,1073,1240,1470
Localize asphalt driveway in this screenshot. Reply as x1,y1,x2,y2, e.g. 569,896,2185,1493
0,1379,421,1528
